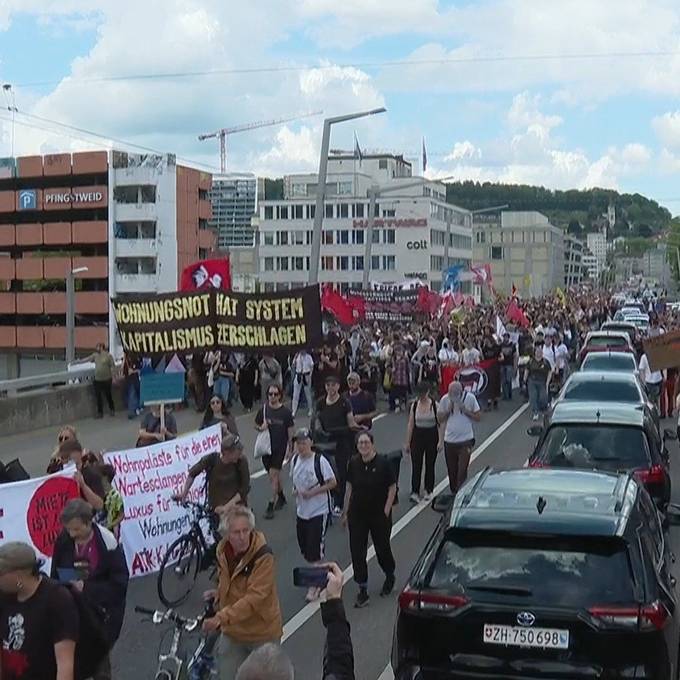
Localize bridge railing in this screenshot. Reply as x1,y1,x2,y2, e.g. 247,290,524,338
0,366,96,397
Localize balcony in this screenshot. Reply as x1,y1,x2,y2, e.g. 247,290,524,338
114,202,158,222
115,238,157,257
114,272,159,294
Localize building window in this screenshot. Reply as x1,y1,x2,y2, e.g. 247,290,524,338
293,256,305,271
262,232,274,246
383,255,396,271
430,230,445,246
353,203,364,218
382,208,396,217
264,257,274,271
277,231,289,246
115,256,157,274
336,230,349,245
338,181,352,195
292,230,304,245
352,255,364,271
372,230,379,244
371,255,380,270
430,255,444,271
325,204,334,218
306,231,313,245
322,230,334,245
277,256,289,271
352,230,364,245
475,231,486,244
383,229,395,244
264,206,273,220
337,256,349,271
491,246,503,260
293,205,303,219
322,256,334,271
308,204,315,219
291,183,307,197
339,204,349,218
379,159,388,169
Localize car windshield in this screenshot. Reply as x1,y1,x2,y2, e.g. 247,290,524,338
587,336,628,348
563,380,640,403
537,424,649,470
428,532,634,607
582,355,635,372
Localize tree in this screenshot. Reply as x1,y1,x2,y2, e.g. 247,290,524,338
567,219,582,236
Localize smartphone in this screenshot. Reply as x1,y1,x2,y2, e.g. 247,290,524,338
293,566,330,588
57,567,84,583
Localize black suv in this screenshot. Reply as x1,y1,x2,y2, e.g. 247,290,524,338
527,401,671,509
391,468,680,679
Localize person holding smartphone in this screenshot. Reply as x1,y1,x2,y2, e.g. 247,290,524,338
437,380,481,494
291,429,337,602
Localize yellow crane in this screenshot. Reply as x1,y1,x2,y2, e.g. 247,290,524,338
198,111,323,172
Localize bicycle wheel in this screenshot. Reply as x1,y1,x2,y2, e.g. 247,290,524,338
154,671,173,680
157,534,201,607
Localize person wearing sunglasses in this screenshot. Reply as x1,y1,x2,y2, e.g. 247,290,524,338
255,384,294,520
201,395,239,437
47,425,78,473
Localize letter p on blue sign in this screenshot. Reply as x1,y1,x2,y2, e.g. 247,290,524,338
18,189,37,210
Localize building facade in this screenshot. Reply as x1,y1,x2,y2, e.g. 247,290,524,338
473,211,565,296
209,173,257,249
255,154,472,292
586,232,607,277
0,151,214,359
564,234,585,287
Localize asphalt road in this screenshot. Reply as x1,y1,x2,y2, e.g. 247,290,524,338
5,395,680,680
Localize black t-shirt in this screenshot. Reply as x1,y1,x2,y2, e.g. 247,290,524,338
348,390,376,429
255,403,294,458
0,578,79,680
316,396,351,434
500,341,516,367
346,453,397,515
482,339,500,361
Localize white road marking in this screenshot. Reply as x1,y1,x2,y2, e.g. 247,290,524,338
250,412,387,480
374,402,529,679
282,403,529,644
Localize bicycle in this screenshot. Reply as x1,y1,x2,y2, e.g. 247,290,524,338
157,500,221,607
136,603,217,680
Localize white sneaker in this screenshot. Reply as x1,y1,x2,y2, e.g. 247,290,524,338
409,492,420,504
532,414,539,421
332,506,343,517
423,492,434,502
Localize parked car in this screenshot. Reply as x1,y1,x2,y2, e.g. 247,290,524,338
579,331,635,364
580,350,638,374
392,467,680,680
527,401,671,509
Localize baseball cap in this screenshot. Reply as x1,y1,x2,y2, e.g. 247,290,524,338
221,434,243,451
293,427,312,442
324,374,340,385
0,542,39,575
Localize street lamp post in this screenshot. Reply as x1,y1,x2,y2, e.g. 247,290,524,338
66,266,89,364
308,107,386,285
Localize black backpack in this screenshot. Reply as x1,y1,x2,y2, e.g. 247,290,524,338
65,584,111,680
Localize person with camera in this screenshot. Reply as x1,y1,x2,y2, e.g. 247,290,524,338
50,498,129,680
235,562,354,680
201,505,282,679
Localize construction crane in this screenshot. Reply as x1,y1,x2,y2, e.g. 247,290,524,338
198,111,323,173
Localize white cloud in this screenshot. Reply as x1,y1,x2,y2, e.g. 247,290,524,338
653,111,680,150
444,141,480,162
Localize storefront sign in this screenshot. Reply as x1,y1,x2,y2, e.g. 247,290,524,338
44,186,108,209
405,271,428,280
18,189,37,210
407,240,428,250
352,218,427,229
45,190,104,205
112,285,323,357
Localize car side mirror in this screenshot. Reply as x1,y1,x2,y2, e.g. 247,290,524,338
664,428,678,442
431,493,455,513
527,425,543,437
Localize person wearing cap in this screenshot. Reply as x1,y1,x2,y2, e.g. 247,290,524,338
314,374,364,515
174,433,250,516
0,541,79,680
346,372,377,430
290,428,337,602
499,331,518,401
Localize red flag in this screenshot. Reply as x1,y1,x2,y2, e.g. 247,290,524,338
471,264,492,286
180,258,231,291
321,285,359,326
506,299,530,328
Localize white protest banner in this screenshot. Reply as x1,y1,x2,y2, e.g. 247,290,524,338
0,471,79,572
105,424,222,577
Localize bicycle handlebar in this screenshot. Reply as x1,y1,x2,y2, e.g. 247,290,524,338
134,605,155,616
135,606,201,631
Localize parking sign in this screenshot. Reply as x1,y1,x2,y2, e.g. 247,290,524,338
18,190,37,210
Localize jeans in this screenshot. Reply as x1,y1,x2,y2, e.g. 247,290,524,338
410,426,438,495
217,634,280,680
528,378,548,416
500,364,514,400
213,376,230,403
646,382,662,410
125,379,139,417
444,440,473,494
94,379,114,416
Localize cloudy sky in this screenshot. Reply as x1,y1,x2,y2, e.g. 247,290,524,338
1,1,680,213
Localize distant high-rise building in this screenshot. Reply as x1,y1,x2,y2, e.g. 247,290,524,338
209,173,257,248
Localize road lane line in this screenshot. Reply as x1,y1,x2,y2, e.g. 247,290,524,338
250,413,387,480
282,403,529,643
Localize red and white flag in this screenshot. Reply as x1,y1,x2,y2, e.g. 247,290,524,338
180,258,231,292
470,264,492,286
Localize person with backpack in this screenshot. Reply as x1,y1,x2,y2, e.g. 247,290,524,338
290,428,337,602
174,434,250,516
341,431,397,609
50,498,129,680
201,505,282,679
0,542,79,680
404,381,439,503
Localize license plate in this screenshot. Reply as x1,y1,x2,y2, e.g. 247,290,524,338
483,624,569,649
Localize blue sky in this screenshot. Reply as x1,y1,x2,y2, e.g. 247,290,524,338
1,1,680,215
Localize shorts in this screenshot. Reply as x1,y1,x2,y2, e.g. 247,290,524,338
262,450,285,471
296,514,329,563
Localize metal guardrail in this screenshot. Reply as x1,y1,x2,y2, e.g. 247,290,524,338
0,366,95,397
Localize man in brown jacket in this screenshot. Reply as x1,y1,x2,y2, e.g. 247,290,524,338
202,505,283,679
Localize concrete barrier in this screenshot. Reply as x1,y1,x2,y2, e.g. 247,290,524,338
0,381,126,434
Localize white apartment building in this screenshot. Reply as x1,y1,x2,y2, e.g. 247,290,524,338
582,249,599,281
256,154,472,292
208,173,257,248
587,232,608,271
